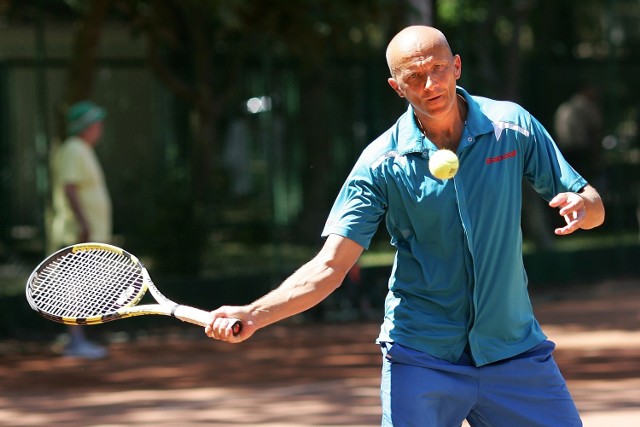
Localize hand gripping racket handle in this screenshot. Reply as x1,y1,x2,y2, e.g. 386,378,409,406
172,305,242,335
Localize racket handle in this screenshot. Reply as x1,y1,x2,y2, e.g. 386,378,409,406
229,318,243,335
172,305,242,336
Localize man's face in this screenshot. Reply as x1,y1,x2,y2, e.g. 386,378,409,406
388,46,461,121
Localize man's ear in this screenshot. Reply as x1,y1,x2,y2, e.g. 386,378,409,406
388,78,405,98
453,54,462,80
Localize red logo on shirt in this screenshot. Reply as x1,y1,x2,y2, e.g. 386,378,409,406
486,150,517,164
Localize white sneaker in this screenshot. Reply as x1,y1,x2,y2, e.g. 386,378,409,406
64,341,108,359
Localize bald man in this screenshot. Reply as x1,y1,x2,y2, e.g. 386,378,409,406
206,26,604,426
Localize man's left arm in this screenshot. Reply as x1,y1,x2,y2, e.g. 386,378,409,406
548,184,605,235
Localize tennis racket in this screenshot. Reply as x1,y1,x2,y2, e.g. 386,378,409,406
25,242,242,334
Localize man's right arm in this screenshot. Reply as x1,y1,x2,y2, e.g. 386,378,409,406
205,234,364,342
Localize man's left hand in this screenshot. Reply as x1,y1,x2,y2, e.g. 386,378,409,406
548,192,586,235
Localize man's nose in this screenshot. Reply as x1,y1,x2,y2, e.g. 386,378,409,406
424,75,435,90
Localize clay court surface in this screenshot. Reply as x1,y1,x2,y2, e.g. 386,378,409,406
1,279,639,426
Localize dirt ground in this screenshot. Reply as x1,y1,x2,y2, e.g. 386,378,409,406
1,278,639,426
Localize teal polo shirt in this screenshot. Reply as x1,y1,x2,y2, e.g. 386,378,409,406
322,86,587,366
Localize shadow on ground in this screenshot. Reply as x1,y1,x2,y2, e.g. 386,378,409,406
0,279,639,426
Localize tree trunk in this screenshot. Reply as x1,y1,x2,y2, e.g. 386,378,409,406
65,0,111,104
60,0,111,138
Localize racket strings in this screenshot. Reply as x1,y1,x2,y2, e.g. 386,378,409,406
29,249,144,318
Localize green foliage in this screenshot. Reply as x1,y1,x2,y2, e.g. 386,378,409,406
438,0,488,25
2,0,639,267
236,0,403,60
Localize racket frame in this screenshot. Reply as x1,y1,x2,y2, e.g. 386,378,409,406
26,243,241,333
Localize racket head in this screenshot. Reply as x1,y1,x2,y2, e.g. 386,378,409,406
26,243,149,325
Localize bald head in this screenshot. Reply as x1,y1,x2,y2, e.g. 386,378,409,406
386,26,453,78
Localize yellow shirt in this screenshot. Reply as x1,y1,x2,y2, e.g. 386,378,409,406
50,137,112,248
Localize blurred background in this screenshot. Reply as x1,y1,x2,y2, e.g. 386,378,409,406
0,0,639,339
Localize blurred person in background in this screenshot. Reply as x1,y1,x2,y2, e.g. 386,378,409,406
50,100,111,359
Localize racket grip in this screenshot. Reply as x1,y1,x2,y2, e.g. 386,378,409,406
172,305,242,336
229,318,243,335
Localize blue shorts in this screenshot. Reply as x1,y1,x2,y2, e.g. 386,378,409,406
380,340,581,427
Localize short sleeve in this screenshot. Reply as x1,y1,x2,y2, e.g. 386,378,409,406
322,160,387,250
523,116,588,201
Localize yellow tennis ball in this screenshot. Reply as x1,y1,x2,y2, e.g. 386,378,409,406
428,149,459,180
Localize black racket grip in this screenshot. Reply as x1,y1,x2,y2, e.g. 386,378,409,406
230,318,243,336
